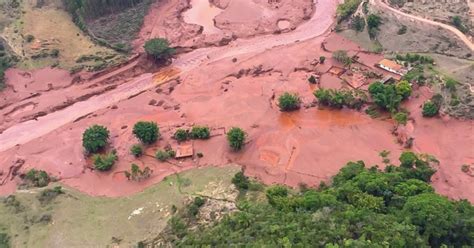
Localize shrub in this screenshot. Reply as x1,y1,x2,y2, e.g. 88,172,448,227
93,150,118,171
38,186,63,205
336,0,362,21
174,129,189,142
351,15,365,32
278,92,301,111
333,50,351,66
393,112,408,125
133,121,159,144
155,149,175,161
319,56,326,64
308,75,317,84
314,88,366,109
422,100,438,117
25,34,35,42
397,25,407,35
190,126,210,139
130,144,143,158
82,125,110,154
24,169,50,187
187,197,206,216
144,38,175,62
444,78,457,92
232,171,250,190
197,152,204,158
227,127,246,151
125,164,152,181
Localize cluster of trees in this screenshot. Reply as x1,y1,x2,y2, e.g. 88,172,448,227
23,169,51,188
173,126,211,142
351,15,365,32
125,163,152,181
395,53,434,65
368,80,412,113
63,0,146,20
367,14,381,39
163,151,474,247
314,88,367,109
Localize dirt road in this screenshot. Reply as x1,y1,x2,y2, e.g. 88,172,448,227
0,0,337,152
372,0,474,51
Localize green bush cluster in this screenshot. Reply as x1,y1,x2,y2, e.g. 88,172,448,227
231,171,250,190
367,14,381,39
82,125,110,154
187,197,206,217
395,53,434,65
24,169,51,188
155,148,176,161
173,126,211,142
92,150,118,171
133,121,160,145
125,163,152,181
164,152,474,247
227,127,246,151
0,42,14,90
314,88,366,109
277,92,301,111
393,111,408,125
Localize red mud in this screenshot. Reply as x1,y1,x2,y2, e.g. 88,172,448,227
0,0,472,202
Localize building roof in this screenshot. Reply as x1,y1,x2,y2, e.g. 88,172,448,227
175,144,194,158
378,59,403,71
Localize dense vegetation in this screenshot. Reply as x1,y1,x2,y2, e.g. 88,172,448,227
314,88,366,109
82,125,110,154
368,81,412,113
0,42,14,90
162,152,474,247
173,126,211,142
92,150,118,171
278,92,301,111
23,169,51,188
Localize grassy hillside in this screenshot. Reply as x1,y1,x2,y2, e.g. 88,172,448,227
0,165,240,247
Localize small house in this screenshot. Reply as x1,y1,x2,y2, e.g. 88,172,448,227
376,59,408,76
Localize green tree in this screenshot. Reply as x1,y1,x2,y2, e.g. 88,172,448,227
278,92,301,111
422,101,439,117
395,80,412,100
232,171,250,190
82,125,110,154
399,151,418,168
227,127,246,151
144,38,175,62
319,56,326,64
133,121,159,144
130,144,143,157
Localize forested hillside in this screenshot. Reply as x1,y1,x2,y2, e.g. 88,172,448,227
156,152,474,247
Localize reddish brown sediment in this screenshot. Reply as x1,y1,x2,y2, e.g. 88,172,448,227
0,0,472,202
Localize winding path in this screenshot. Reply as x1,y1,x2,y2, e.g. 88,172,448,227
0,0,337,152
372,0,474,51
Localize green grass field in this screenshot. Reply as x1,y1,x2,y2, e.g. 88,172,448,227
0,165,240,247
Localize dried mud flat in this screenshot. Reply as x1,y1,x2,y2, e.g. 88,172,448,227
0,0,473,203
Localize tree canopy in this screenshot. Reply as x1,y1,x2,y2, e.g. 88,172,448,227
158,151,474,247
